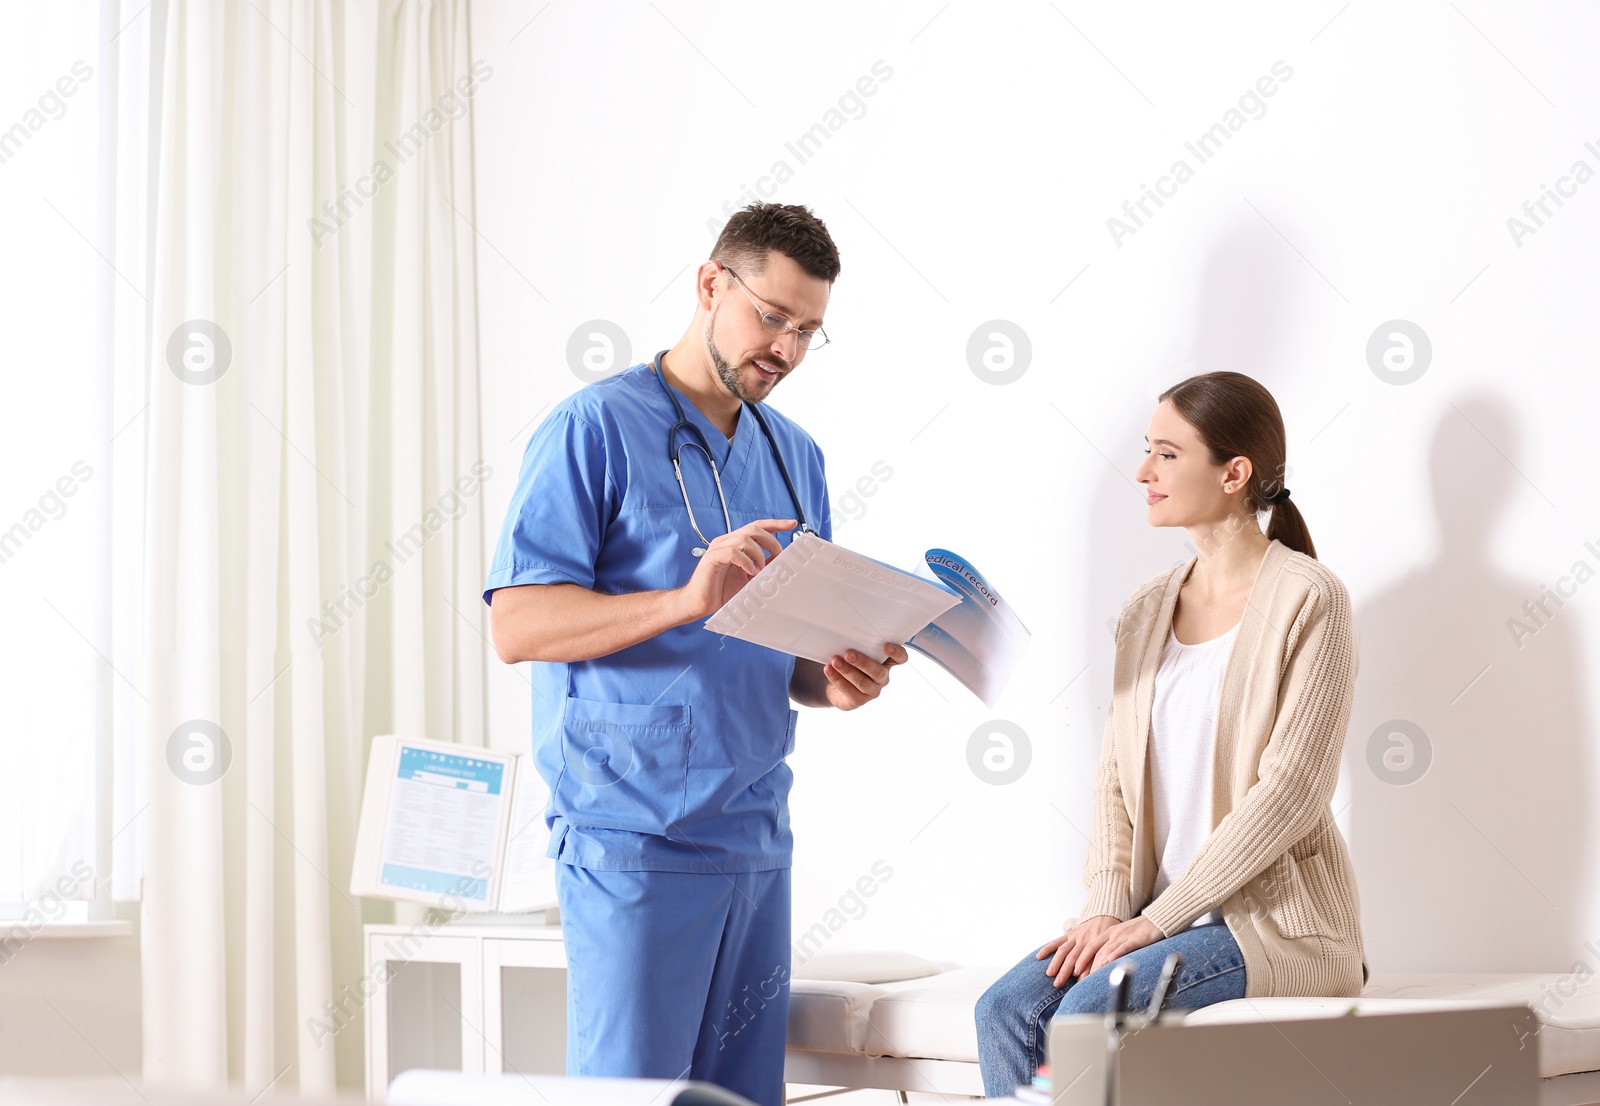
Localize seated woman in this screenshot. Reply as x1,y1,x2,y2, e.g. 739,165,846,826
976,371,1368,1097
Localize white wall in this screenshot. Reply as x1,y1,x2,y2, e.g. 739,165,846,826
470,0,1600,976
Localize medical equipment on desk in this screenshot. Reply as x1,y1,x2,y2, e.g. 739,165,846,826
1034,951,1537,1106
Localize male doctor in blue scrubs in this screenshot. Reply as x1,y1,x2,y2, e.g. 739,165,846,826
483,203,907,1106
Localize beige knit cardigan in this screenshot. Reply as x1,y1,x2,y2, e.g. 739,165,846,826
1080,539,1369,997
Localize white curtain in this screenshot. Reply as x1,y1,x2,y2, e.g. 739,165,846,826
117,0,485,1094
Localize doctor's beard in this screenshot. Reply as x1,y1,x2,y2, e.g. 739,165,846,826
705,303,781,405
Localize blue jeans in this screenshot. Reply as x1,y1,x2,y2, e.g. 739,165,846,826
974,921,1247,1098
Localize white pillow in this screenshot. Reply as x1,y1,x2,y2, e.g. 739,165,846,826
790,950,945,984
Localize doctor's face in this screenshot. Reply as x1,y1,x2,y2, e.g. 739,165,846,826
704,251,831,404
1135,399,1246,527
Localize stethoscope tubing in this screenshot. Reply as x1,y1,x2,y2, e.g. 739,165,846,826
650,350,814,542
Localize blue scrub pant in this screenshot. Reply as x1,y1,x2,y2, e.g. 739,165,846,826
556,862,792,1106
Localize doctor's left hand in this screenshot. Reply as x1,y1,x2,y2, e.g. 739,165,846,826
821,643,908,711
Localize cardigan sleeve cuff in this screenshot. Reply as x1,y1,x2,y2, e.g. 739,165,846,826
1080,877,1134,923
1140,889,1212,938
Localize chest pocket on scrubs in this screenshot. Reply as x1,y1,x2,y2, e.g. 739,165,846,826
556,695,691,835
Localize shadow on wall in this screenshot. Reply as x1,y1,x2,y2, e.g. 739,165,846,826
1186,209,1311,385
1348,395,1593,973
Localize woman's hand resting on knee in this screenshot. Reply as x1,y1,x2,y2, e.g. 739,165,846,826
1036,914,1166,986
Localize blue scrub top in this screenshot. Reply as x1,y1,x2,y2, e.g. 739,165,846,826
484,361,832,873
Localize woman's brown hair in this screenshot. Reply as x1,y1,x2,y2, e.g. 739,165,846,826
1158,371,1316,559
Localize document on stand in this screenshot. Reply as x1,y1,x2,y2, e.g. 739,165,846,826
349,735,557,913
703,532,1029,706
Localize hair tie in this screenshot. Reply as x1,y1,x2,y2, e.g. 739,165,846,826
1268,487,1291,505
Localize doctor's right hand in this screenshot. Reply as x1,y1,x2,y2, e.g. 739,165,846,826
676,519,797,622
1037,914,1121,988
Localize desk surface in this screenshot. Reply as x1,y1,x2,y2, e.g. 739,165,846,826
365,922,564,940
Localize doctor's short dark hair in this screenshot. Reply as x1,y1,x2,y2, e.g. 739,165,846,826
711,203,841,283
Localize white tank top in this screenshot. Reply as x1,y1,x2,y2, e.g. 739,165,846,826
1146,620,1240,932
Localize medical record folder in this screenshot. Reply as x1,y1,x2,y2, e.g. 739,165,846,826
704,532,1030,706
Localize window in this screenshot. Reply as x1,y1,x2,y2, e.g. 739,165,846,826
0,3,127,922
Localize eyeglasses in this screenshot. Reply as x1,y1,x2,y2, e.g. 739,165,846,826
718,263,831,350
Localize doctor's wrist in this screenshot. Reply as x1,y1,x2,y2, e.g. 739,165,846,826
664,584,702,628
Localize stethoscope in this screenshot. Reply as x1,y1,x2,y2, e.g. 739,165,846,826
651,350,815,556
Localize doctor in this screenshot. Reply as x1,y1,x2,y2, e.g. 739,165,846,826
484,203,907,1106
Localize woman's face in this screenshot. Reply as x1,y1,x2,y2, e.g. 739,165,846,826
1135,399,1249,528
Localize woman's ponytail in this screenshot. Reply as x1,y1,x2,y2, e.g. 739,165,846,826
1266,495,1316,559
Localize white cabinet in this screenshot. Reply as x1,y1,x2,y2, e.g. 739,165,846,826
364,922,567,1103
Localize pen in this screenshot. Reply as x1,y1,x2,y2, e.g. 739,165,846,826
1108,963,1132,1030
1145,952,1185,1021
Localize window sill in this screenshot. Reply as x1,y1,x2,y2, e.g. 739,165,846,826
5,920,134,939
